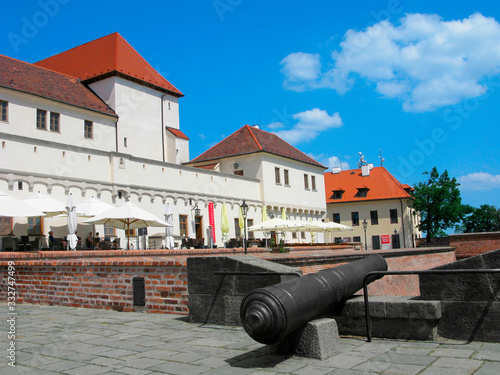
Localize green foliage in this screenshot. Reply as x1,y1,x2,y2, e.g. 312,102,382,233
455,204,500,233
411,167,464,242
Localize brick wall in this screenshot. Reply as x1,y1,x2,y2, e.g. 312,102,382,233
0,246,456,314
449,232,500,259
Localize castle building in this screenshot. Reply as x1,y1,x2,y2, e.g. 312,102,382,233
0,33,326,249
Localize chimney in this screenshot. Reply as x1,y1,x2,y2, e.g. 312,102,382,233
362,165,370,176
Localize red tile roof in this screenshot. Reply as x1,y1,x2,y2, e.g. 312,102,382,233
324,167,412,203
188,125,326,168
166,127,189,140
0,55,116,117
34,32,183,97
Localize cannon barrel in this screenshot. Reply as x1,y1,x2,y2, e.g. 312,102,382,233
240,254,387,344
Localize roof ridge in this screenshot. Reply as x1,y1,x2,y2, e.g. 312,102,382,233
245,125,263,150
378,167,411,197
1,54,81,82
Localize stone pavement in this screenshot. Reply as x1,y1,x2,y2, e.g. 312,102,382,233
1,303,499,375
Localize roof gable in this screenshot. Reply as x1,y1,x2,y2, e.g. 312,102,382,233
0,55,116,117
324,167,412,203
34,32,183,97
188,125,326,168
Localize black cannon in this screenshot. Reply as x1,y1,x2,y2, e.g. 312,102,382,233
240,254,388,344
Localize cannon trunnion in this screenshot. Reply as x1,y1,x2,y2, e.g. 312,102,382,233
240,254,388,344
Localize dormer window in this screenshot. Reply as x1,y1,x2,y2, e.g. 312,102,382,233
332,189,344,199
357,187,369,198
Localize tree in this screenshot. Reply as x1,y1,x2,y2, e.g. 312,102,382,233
411,167,463,242
455,204,500,233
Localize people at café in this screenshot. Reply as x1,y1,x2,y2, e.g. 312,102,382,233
49,231,66,250
86,232,93,249
94,232,101,250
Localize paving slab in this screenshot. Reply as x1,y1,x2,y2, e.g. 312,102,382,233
1,303,499,374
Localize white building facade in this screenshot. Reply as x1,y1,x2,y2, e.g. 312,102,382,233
0,33,327,249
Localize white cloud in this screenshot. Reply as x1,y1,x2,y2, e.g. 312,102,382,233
458,172,500,191
267,121,285,130
280,52,322,91
328,156,350,171
270,108,342,144
282,13,500,112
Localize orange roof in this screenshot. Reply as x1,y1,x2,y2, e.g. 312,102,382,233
187,125,326,169
34,32,183,97
166,127,189,140
324,167,412,203
0,55,116,117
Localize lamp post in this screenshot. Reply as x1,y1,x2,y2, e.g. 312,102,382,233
241,200,248,254
362,219,368,251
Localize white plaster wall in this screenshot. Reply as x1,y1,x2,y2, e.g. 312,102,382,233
175,138,189,164
0,88,117,152
260,154,326,215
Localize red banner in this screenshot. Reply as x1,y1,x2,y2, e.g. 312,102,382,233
208,202,216,242
381,235,391,244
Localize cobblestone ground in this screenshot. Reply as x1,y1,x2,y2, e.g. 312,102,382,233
1,303,499,374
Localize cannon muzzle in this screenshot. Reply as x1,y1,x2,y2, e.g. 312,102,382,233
240,254,387,344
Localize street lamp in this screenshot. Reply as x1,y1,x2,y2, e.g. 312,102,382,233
241,200,248,254
362,219,368,251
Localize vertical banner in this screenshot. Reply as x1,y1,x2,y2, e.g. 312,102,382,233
208,202,216,243
381,234,391,250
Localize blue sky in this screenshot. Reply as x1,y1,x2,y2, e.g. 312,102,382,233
3,0,500,209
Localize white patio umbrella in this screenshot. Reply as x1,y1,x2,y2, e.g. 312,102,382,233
247,217,303,232
292,220,353,244
23,192,66,216
84,202,172,250
76,197,114,217
0,190,46,217
164,204,175,249
76,197,114,249
65,195,78,251
23,192,65,249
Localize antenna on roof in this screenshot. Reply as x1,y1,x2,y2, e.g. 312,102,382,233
357,152,368,168
379,148,385,166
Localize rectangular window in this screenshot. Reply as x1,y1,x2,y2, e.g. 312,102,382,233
332,213,340,223
292,231,297,239
333,190,343,199
234,170,244,176
179,215,188,236
84,120,93,139
311,176,316,190
0,217,12,235
390,209,398,224
234,218,241,238
50,112,60,132
28,216,42,235
301,231,306,239
353,236,361,243
247,219,254,238
125,229,136,237
372,235,381,250
36,109,47,130
284,169,289,186
351,212,359,226
304,174,309,189
0,100,8,122
275,167,281,184
370,210,379,225
334,237,342,243
357,188,368,197
104,225,115,237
